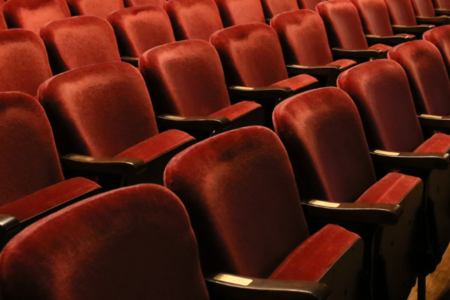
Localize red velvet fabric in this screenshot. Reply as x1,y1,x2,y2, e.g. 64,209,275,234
412,0,437,17
209,101,262,121
124,0,165,8
165,0,223,42
107,5,175,57
357,173,422,205
434,0,450,8
423,26,450,77
38,62,160,157
0,177,100,222
0,92,64,206
40,16,121,74
350,0,396,36
213,0,265,27
116,129,195,162
414,133,450,153
274,87,377,203
165,126,310,277
66,0,125,19
388,40,450,115
3,0,70,34
384,0,419,25
261,0,299,19
140,40,233,117
0,29,52,96
0,12,6,31
269,224,360,282
0,185,210,300
270,75,319,92
327,59,357,68
338,60,425,152
297,0,323,10
370,43,392,51
271,10,356,67
317,0,372,49
211,23,317,88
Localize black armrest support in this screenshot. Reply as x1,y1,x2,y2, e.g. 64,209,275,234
435,8,450,16
206,273,331,300
392,25,433,34
121,56,139,67
370,150,450,170
418,114,450,131
302,200,402,225
265,18,271,24
331,48,385,60
157,114,231,134
416,16,450,25
0,215,20,238
60,154,146,176
228,86,293,102
286,65,341,77
365,35,413,46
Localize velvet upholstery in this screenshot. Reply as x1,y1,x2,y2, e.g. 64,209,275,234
39,62,162,157
434,0,450,8
0,12,6,31
338,60,424,152
3,0,70,34
412,0,439,16
40,16,121,74
0,92,63,205
273,87,424,299
317,0,390,51
165,126,364,299
351,0,414,37
66,0,125,19
388,40,450,115
124,0,165,8
108,5,175,57
0,184,210,300
165,0,223,42
210,23,318,89
260,0,299,19
271,10,357,67
140,39,261,120
423,26,450,77
274,87,377,203
384,0,421,25
338,59,450,260
213,0,265,27
0,29,52,96
297,0,323,10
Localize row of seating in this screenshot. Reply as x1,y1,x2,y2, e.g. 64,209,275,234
0,0,449,300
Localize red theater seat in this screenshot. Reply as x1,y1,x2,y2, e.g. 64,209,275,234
124,0,165,8
388,40,450,118
384,0,443,29
423,25,450,77
271,10,357,86
107,5,175,63
0,29,52,96
66,0,124,19
338,59,450,265
165,126,366,300
140,40,265,136
3,0,70,34
210,23,319,124
213,0,266,26
274,87,423,300
164,0,223,42
350,0,419,41
260,0,299,19
38,62,195,187
317,0,392,59
0,92,100,241
297,0,324,10
40,15,121,74
411,0,450,20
